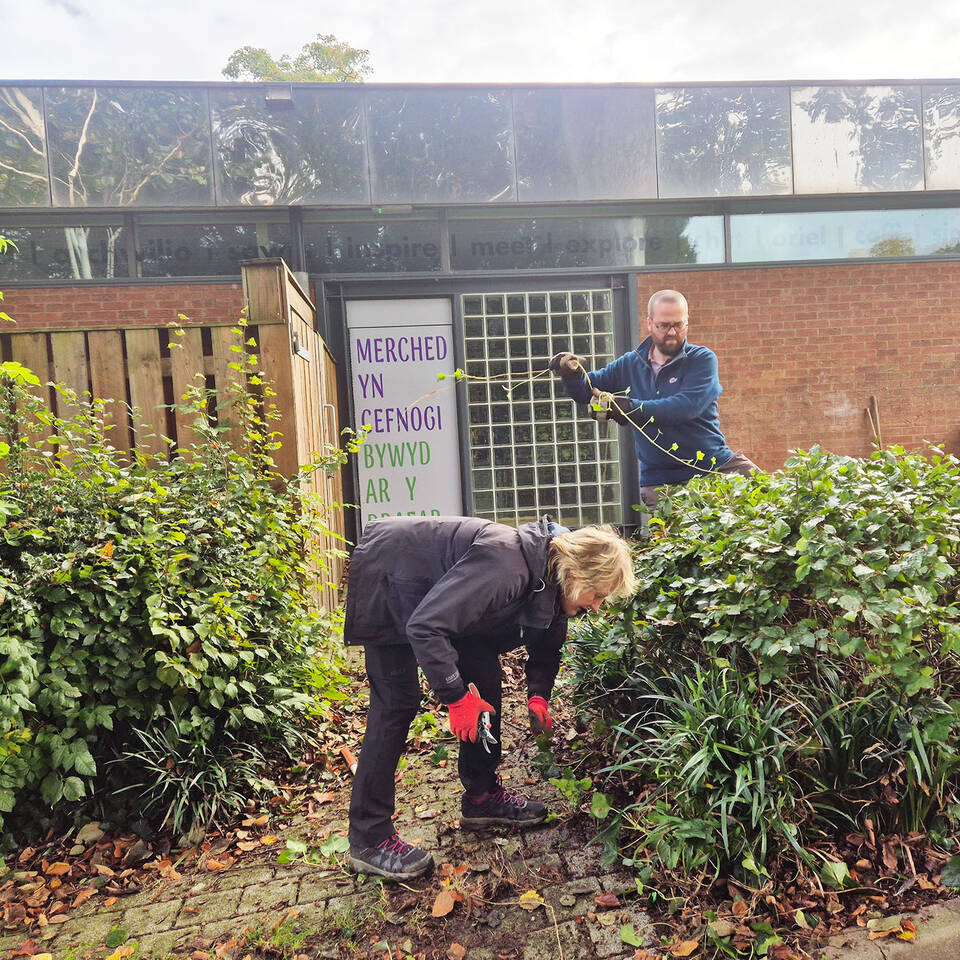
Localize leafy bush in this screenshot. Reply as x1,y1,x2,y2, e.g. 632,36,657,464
0,348,351,842
571,447,960,881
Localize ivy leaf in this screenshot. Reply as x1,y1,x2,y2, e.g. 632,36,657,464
620,924,643,946
590,792,611,819
942,855,960,888
820,859,853,890
62,777,86,802
104,928,129,949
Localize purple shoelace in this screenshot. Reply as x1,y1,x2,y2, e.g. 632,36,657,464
376,833,414,855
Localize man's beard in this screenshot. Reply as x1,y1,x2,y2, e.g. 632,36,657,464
659,337,684,357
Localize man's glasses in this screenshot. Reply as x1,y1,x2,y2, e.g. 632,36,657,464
651,321,687,334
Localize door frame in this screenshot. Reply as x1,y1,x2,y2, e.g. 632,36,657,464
319,271,642,543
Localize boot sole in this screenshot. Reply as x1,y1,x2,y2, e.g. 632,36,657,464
460,812,548,830
349,855,434,881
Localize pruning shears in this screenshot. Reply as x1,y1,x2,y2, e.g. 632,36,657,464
469,682,498,753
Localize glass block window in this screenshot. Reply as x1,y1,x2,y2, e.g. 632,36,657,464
462,289,621,528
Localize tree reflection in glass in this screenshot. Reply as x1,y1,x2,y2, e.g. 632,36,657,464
46,87,212,207
924,86,960,190
792,86,923,193
0,87,48,206
655,86,791,198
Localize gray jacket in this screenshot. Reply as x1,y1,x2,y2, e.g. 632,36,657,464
344,516,568,704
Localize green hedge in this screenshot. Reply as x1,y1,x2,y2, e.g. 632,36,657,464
0,355,350,842
569,447,960,881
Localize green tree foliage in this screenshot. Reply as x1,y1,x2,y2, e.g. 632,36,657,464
0,344,353,841
222,33,372,83
570,447,960,883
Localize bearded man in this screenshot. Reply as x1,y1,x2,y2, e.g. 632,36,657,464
551,289,758,507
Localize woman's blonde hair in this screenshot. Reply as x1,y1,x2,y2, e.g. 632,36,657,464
548,524,636,602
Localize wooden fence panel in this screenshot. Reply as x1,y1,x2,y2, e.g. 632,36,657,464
168,327,204,453
8,332,53,445
49,331,89,407
124,328,168,459
87,330,131,456
256,322,299,478
210,325,246,450
4,260,345,610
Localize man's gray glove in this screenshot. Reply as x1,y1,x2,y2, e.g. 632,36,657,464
549,352,584,380
590,391,635,426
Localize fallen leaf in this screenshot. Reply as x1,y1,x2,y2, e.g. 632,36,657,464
594,892,621,910
44,863,71,876
206,858,232,872
867,916,903,940
708,919,736,937
446,945,467,960
432,890,456,917
670,941,700,957
312,791,335,804
215,938,237,957
31,955,52,960
10,940,38,956
93,864,116,877
236,842,259,852
105,946,135,960
241,815,269,828
518,889,544,911
46,916,70,925
259,836,279,846
18,847,36,864
184,907,201,915
104,897,119,907
732,899,748,918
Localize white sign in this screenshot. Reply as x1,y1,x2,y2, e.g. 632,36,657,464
346,298,462,526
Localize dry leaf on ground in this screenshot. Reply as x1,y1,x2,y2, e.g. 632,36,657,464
595,892,621,910
518,890,544,911
432,890,456,917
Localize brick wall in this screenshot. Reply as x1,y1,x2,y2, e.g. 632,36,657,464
639,261,960,471
1,282,244,331
5,265,959,475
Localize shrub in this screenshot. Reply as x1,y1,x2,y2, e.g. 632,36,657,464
0,348,352,842
570,447,960,881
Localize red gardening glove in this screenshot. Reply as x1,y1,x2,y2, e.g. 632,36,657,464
448,682,495,742
528,696,553,735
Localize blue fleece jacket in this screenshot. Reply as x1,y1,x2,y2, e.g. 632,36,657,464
562,337,734,487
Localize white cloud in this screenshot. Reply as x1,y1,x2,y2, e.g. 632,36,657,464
0,0,958,83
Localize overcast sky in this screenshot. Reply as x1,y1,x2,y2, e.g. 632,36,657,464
1,0,958,85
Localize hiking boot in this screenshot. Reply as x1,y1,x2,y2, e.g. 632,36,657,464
349,834,434,880
460,780,548,829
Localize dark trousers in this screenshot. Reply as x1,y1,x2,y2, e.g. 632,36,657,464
348,639,503,850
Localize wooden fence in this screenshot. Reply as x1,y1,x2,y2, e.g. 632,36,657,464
0,259,344,610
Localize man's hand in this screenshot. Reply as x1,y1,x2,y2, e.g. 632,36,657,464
527,696,553,735
549,352,584,379
448,683,495,742
590,390,635,426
